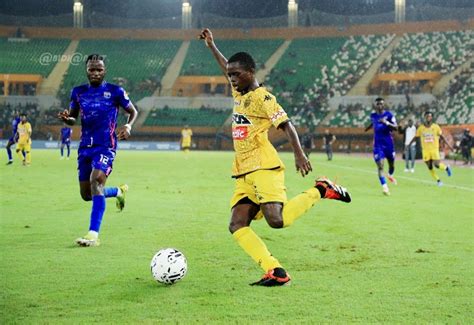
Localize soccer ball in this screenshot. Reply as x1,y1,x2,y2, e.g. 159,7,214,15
150,248,187,284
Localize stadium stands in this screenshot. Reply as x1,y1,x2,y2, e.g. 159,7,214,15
437,68,473,124
0,38,69,77
59,39,181,103
0,102,40,129
144,107,231,127
181,39,284,76
266,34,393,127
379,30,473,74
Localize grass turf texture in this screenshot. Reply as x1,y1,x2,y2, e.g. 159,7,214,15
1,150,473,323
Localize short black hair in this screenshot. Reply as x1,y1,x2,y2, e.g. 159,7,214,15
375,97,384,102
424,111,432,116
86,54,105,65
228,52,256,71
20,112,27,117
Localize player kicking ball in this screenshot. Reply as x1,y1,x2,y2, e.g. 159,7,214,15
200,28,351,286
58,54,137,247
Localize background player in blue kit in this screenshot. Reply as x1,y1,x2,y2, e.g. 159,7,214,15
59,124,72,160
365,97,398,195
5,110,22,165
58,54,138,247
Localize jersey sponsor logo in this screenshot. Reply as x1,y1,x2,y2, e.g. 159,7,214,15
232,126,248,140
103,91,111,99
232,113,252,125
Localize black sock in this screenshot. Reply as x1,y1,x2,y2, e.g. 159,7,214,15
316,184,326,197
273,267,287,277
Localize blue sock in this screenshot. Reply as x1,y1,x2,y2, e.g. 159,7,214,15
89,195,106,232
104,187,118,198
60,147,64,156
379,176,387,185
7,147,12,160
67,145,70,157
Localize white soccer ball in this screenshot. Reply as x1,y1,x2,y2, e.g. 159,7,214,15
150,248,187,284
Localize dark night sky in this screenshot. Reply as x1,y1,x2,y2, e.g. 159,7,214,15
0,0,472,18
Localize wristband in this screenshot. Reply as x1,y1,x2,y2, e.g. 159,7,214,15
124,124,132,132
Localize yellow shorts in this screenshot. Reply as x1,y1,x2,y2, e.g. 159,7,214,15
229,168,287,211
17,142,31,152
422,149,440,161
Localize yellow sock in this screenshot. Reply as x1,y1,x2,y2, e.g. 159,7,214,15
25,151,31,164
232,227,281,272
429,168,440,181
283,188,321,227
439,163,447,170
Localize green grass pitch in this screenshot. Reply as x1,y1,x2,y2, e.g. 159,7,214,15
1,150,473,323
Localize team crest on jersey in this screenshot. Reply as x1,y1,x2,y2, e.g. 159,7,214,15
264,95,273,101
244,98,251,108
103,91,111,99
232,113,252,125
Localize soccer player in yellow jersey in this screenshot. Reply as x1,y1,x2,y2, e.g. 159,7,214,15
16,113,32,166
180,125,193,153
200,28,351,286
408,111,453,186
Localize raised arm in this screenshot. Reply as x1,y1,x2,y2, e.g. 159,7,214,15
279,121,312,177
199,28,228,77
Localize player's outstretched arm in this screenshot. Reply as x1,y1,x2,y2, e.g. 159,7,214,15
117,103,138,140
279,121,312,177
57,108,78,126
439,134,454,151
199,28,228,77
364,123,373,132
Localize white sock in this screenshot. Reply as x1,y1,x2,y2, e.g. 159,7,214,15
87,231,99,239
117,187,122,196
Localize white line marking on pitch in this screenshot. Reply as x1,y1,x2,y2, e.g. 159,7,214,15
317,161,474,192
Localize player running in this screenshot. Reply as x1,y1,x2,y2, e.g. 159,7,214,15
365,97,397,196
58,54,137,247
407,111,453,186
200,28,351,287
5,110,21,165
59,124,72,160
16,113,32,166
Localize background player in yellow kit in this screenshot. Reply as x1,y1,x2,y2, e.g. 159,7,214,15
408,111,453,186
200,28,351,287
180,125,193,154
16,113,32,166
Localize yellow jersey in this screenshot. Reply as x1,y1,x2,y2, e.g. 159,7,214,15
181,128,193,146
17,122,32,145
416,123,442,151
231,87,289,177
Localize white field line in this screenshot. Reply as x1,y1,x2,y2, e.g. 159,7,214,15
317,161,474,192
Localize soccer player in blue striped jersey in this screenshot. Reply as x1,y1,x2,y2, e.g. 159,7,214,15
5,110,21,165
58,54,138,247
365,97,398,195
59,124,72,160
